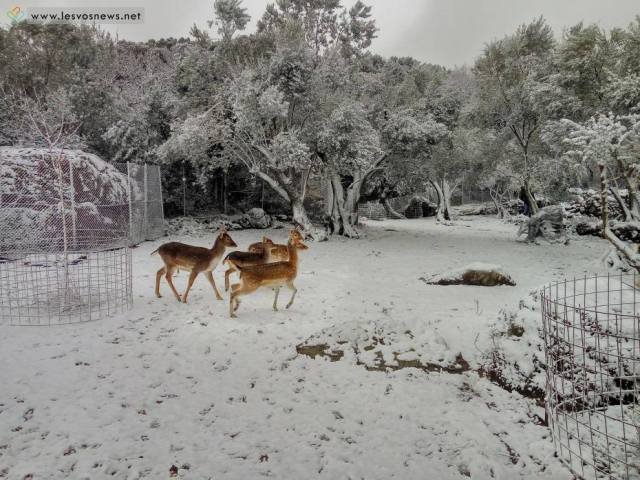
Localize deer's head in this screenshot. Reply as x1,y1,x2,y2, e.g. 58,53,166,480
218,226,238,248
289,228,308,250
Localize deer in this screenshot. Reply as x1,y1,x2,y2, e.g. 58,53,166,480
247,237,275,254
248,237,289,262
151,227,237,303
223,236,274,292
229,228,308,318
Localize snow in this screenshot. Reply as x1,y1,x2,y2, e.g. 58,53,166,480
0,147,132,204
0,216,612,479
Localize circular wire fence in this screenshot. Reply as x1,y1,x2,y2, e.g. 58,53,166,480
541,274,640,479
0,147,163,326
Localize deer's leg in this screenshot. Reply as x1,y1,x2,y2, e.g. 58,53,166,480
285,281,297,309
155,266,166,298
272,287,280,311
231,284,242,312
229,284,240,318
165,267,182,302
182,271,198,304
224,265,236,292
229,282,257,318
229,283,243,317
205,271,223,301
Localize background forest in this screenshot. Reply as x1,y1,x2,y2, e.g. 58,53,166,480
1,0,640,239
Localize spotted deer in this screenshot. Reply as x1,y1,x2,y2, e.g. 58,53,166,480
229,229,308,318
248,237,289,262
152,227,237,303
223,236,274,292
247,237,275,254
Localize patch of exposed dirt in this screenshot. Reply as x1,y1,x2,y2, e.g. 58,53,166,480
296,339,548,412
295,344,344,362
296,340,471,375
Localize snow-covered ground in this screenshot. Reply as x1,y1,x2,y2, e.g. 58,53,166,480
0,216,610,479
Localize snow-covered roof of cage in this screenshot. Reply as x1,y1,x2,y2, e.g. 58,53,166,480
0,147,134,254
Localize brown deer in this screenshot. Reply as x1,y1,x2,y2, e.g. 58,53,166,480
152,227,237,303
229,229,308,318
223,236,274,292
248,237,289,262
247,237,275,254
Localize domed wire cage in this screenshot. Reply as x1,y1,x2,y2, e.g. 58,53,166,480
0,148,164,326
541,274,640,479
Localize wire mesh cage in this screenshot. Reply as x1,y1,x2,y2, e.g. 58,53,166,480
0,147,163,325
541,274,640,479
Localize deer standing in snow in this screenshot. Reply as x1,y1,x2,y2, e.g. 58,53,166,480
152,227,237,303
248,237,289,261
229,228,308,318
223,236,276,292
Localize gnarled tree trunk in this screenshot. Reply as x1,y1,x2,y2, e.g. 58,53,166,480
323,154,388,238
255,169,327,241
488,188,509,219
327,171,360,238
429,178,454,222
598,163,640,271
382,197,405,219
522,179,538,216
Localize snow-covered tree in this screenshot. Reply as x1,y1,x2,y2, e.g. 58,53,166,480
257,0,377,60
473,17,555,215
222,66,323,236
555,22,616,114
379,109,448,215
102,42,179,163
419,67,477,221
563,112,640,267
317,101,382,236
604,74,640,115
209,0,251,41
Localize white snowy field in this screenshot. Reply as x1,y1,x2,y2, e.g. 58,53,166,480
0,216,609,479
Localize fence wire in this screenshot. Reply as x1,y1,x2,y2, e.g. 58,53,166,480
0,148,163,325
358,194,437,221
541,274,640,479
115,162,165,245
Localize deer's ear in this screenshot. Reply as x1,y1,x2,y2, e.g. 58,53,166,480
219,225,227,234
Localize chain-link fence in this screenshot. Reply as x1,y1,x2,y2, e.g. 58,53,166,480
116,162,164,245
0,148,163,325
358,194,437,221
541,274,640,479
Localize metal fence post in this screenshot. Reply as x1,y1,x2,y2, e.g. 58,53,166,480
157,165,165,235
127,162,133,245
143,163,148,241
69,157,77,249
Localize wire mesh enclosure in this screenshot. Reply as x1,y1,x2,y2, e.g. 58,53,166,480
541,274,640,479
0,147,163,325
358,201,387,220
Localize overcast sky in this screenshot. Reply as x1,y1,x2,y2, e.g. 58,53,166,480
2,0,639,66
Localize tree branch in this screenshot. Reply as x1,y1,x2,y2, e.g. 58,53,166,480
255,170,291,203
